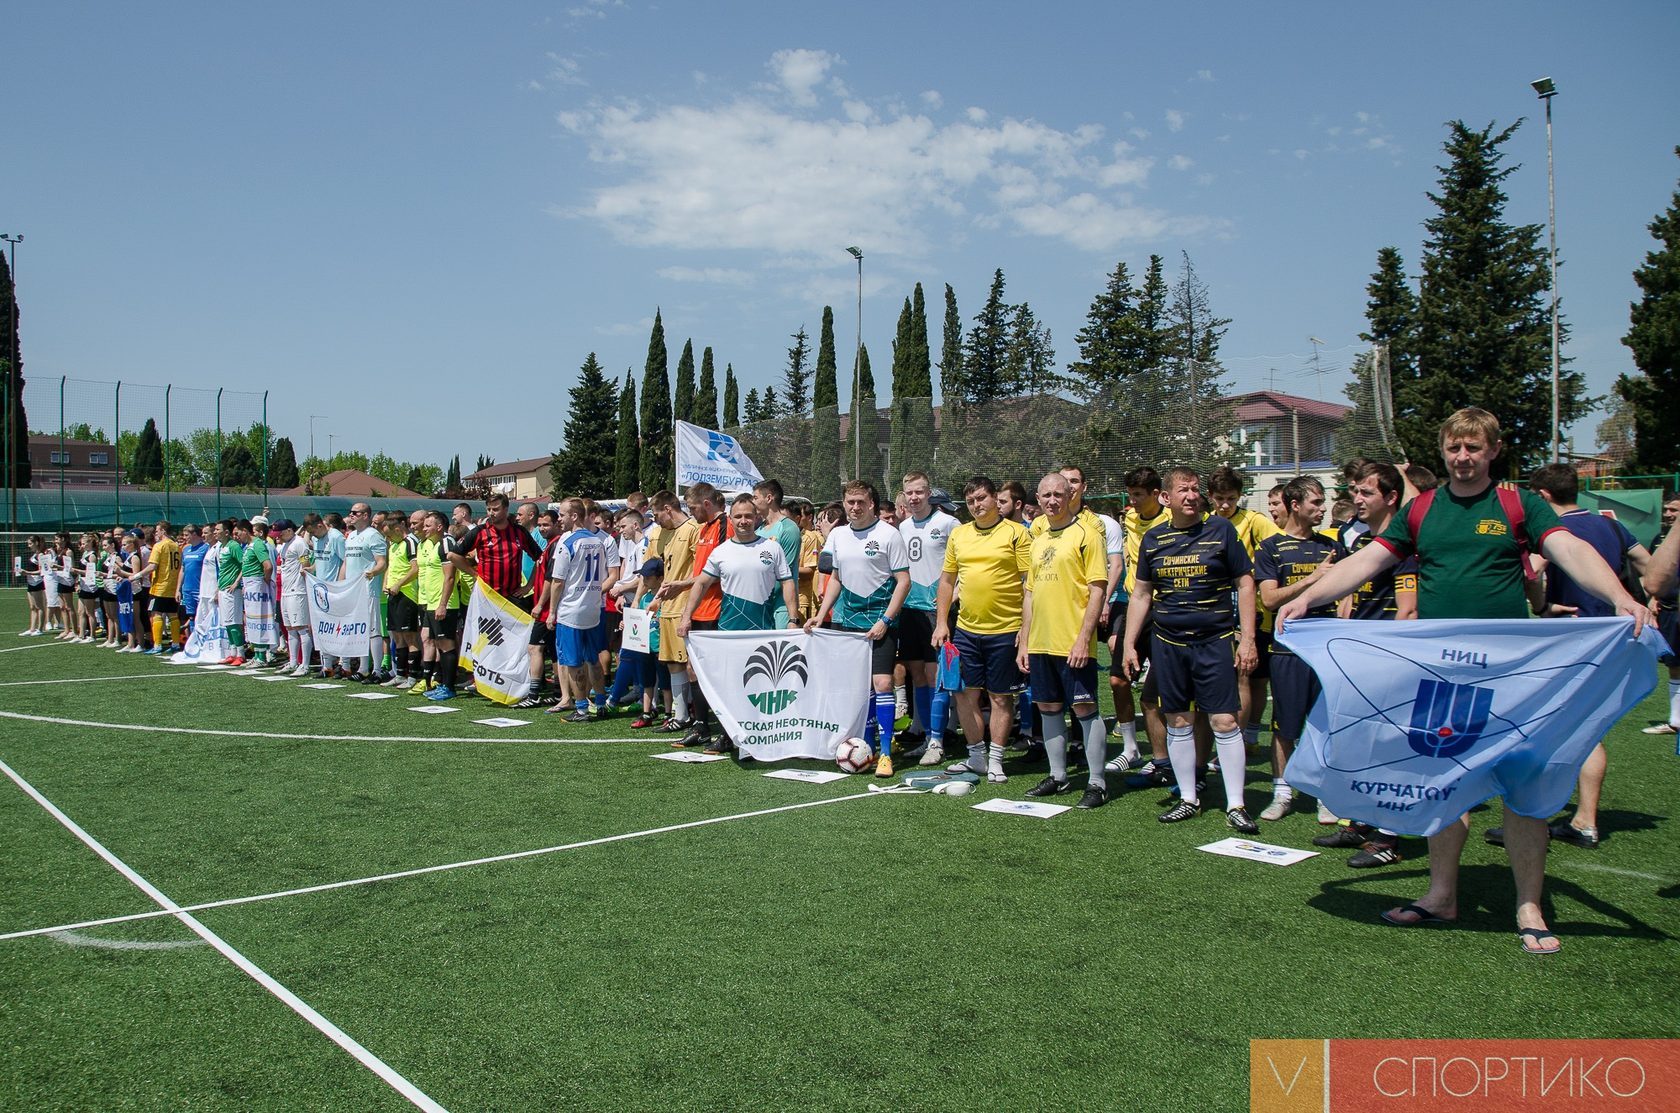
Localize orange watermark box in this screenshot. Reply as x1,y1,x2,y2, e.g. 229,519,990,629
1252,1039,1680,1112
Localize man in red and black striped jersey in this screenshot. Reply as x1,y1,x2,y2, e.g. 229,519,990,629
448,492,542,605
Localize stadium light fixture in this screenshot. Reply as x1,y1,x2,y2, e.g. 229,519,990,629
1532,77,1560,461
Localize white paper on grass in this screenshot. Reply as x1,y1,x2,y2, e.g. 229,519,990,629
407,705,459,714
345,692,398,701
1196,838,1318,867
473,717,530,728
249,673,294,682
762,769,850,784
971,798,1071,819
197,664,234,671
298,683,344,690
649,751,730,764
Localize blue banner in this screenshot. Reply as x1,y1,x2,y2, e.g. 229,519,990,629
1278,617,1664,836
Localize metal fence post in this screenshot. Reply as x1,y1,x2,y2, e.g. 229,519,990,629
215,387,223,521
57,376,65,530
262,390,269,500
114,380,122,528
164,383,172,518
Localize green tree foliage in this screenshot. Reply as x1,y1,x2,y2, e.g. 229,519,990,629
270,436,301,488
1161,251,1235,468
476,454,495,473
614,372,640,496
938,283,963,423
694,347,719,430
964,269,1012,404
131,418,165,483
1064,254,1179,475
446,455,463,497
1,250,29,486
221,440,261,489
810,305,842,500
761,385,779,418
849,344,879,486
782,325,811,416
639,310,673,493
1409,120,1583,473
1005,302,1059,395
889,287,936,481
723,364,740,427
553,353,619,499
1617,147,1680,474
673,339,696,427
779,325,811,491
744,387,763,424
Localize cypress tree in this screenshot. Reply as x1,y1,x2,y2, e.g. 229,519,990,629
614,372,639,496
270,436,301,488
811,306,842,500
673,339,696,426
694,347,719,430
553,353,619,498
744,387,762,424
0,249,28,486
1618,147,1680,474
938,283,963,418
639,310,673,493
132,417,165,483
723,364,740,427
849,343,878,485
964,269,1011,404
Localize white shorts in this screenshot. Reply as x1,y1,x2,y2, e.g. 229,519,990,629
281,595,309,627
217,587,244,626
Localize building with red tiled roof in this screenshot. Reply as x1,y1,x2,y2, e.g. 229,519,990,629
278,469,426,499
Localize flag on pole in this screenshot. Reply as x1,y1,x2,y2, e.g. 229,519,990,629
1279,617,1664,836
460,579,534,706
689,629,871,761
675,420,763,493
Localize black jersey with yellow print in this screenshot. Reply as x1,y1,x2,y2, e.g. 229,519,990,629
1135,514,1252,641
1337,524,1416,621
1255,531,1337,653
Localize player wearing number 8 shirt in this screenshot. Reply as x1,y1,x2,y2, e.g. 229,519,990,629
1122,466,1259,833
897,471,960,763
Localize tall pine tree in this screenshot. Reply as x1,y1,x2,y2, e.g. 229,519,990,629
132,418,165,483
270,436,301,489
782,326,811,416
1163,251,1234,469
723,364,740,427
964,269,1012,404
811,305,842,500
639,310,673,493
780,325,811,491
1617,147,1680,474
1411,120,1582,472
744,387,763,424
673,339,696,427
694,347,719,430
552,353,618,498
938,283,964,420
1339,247,1418,462
849,344,878,485
614,372,640,496
889,287,936,481
0,248,29,486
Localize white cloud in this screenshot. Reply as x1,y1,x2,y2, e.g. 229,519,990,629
769,48,837,107
546,53,586,87
1129,127,1151,142
921,90,943,110
554,51,1219,258
1165,108,1187,132
1168,154,1194,171
1293,148,1310,160
657,266,752,286
1196,69,1215,82
1195,172,1215,187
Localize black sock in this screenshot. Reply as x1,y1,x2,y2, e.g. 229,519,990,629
423,658,436,683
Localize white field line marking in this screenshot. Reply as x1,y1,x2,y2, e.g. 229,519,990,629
1564,861,1672,884
0,640,76,653
49,929,207,951
0,756,448,1113
1,790,881,944
0,710,649,746
0,671,219,687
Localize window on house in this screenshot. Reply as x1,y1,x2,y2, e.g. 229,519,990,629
89,452,108,465
48,450,69,465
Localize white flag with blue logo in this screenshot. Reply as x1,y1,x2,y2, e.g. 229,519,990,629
305,574,375,659
675,420,763,493
1279,617,1664,837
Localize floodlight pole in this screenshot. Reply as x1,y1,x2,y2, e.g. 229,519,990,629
846,246,862,480
1533,76,1560,463
1,233,20,583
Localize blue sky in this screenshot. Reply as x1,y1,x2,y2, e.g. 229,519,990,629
7,2,1678,467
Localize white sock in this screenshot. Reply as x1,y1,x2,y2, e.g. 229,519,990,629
370,635,387,673
671,672,690,722
1042,713,1069,782
1272,778,1293,801
1215,729,1247,811
986,743,1005,777
1166,724,1198,804
298,630,313,667
1117,720,1139,759
1079,713,1108,789
1669,679,1680,727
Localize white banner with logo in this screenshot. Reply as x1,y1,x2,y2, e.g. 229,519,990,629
306,574,375,659
689,629,871,761
622,607,652,654
172,545,230,664
1279,617,1664,836
460,580,534,706
675,419,764,493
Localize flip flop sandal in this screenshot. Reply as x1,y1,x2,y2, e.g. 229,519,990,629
1517,927,1561,955
1381,903,1454,927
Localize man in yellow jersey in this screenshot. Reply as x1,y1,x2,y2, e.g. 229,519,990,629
381,513,422,687
1114,466,1173,784
649,490,703,735
1208,466,1282,752
136,520,182,656
1019,473,1111,808
933,476,1031,784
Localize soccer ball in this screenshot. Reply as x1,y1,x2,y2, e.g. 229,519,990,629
835,737,875,773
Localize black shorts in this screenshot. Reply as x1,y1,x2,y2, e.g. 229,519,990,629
1250,628,1273,680
426,608,463,642
149,596,178,615
1110,607,1152,676
529,617,556,660
691,618,718,633
1659,606,1679,664
841,624,898,676
954,628,1025,694
388,593,420,633
1027,652,1100,708
26,584,43,595
1150,629,1240,715
1268,651,1320,742
77,589,99,600
896,608,938,663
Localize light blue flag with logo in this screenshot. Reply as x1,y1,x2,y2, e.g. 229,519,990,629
1278,617,1664,837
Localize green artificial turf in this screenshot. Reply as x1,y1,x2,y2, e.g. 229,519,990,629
1,588,1676,1111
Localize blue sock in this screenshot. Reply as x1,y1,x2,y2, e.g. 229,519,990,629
930,689,950,744
864,696,879,745
874,692,896,755
914,685,933,737
1017,687,1032,729
575,698,589,712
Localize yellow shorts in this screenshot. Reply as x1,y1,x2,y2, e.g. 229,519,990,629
657,616,688,664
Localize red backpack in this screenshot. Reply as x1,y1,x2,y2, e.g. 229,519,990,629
1404,485,1537,581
